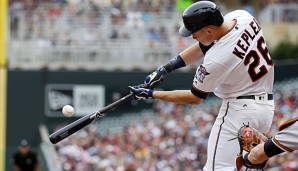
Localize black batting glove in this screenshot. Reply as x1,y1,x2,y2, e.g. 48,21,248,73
144,66,168,89
128,85,154,100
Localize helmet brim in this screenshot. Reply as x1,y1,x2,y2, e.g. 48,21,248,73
179,25,192,37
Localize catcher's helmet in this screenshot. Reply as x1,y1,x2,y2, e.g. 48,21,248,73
179,1,224,37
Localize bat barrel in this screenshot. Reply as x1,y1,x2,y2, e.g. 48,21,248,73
49,113,95,144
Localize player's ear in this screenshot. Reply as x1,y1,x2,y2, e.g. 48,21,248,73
204,27,213,35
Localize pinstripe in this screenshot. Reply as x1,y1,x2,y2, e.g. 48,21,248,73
212,102,230,171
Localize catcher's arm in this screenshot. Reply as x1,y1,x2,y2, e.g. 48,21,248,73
245,142,269,164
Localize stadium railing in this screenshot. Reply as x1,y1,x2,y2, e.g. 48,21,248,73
39,124,62,171
259,3,298,24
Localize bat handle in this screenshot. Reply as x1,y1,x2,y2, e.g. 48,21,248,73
95,93,134,115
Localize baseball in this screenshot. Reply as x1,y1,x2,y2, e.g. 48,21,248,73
62,105,75,117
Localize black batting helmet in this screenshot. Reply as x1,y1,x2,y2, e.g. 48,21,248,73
179,1,224,37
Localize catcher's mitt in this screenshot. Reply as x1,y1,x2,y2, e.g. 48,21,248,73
237,123,269,152
233,123,269,171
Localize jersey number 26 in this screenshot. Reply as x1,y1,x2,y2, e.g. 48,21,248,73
244,36,273,82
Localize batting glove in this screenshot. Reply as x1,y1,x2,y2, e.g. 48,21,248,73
128,85,154,100
144,55,186,88
144,66,168,89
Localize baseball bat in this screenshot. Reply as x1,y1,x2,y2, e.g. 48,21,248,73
49,93,134,144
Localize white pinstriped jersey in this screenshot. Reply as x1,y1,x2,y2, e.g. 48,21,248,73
192,10,274,99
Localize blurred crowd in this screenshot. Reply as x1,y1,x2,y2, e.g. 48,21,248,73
9,0,298,45
9,0,189,62
9,0,179,42
8,0,298,71
53,89,298,171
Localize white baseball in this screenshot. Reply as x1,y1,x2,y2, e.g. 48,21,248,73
62,105,75,117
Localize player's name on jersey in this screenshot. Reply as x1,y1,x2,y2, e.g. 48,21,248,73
232,18,262,59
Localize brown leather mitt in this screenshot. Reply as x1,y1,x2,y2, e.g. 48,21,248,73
235,123,269,171
238,124,268,152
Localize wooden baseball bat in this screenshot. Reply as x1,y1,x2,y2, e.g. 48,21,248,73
49,93,134,144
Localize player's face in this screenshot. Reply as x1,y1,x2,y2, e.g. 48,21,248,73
192,27,213,45
19,146,30,154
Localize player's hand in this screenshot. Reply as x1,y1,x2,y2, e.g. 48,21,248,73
144,66,168,89
236,153,267,171
128,85,154,100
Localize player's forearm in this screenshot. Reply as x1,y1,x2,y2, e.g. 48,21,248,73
152,90,203,104
248,142,269,164
179,42,204,65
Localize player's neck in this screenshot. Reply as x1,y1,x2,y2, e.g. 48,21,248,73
216,19,237,41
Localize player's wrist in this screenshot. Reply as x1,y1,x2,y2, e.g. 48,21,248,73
243,152,267,169
163,55,186,73
148,89,154,98
243,153,253,166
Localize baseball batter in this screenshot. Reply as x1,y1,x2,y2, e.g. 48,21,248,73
129,1,275,170
239,117,298,169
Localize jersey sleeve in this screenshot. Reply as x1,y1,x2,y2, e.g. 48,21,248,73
192,59,231,95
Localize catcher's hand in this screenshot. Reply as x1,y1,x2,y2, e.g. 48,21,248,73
236,153,267,171
234,123,269,171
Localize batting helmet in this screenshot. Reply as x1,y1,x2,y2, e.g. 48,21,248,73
179,1,224,37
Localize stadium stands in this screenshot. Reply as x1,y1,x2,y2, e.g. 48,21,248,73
9,1,193,71
8,0,298,71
